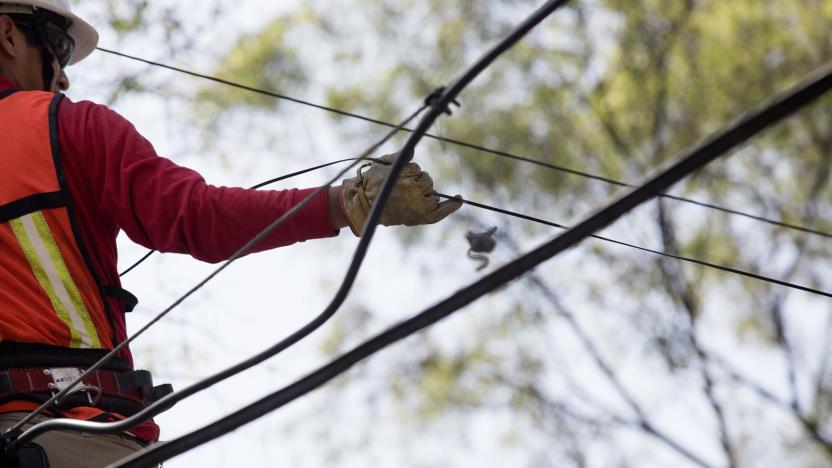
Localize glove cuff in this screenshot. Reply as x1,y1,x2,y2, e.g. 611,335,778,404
341,175,372,237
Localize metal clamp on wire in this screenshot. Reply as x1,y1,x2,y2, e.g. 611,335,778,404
425,87,461,116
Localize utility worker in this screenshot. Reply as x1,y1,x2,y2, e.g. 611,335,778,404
0,0,462,466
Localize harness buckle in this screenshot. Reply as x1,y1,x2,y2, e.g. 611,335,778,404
43,368,102,407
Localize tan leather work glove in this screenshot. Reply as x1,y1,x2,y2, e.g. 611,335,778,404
340,153,463,236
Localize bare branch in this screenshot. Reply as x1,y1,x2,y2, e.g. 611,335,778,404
497,230,715,468
706,349,832,455
656,201,738,468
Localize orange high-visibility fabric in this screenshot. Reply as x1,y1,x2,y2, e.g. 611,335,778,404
0,94,58,203
0,91,112,349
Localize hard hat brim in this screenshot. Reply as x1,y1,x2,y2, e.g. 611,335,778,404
0,1,98,65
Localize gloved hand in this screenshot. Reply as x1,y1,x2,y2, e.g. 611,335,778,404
340,153,463,236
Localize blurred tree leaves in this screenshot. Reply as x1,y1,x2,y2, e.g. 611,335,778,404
176,0,832,465
196,16,306,113
104,0,150,33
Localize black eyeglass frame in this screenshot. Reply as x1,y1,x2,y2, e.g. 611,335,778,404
8,13,75,69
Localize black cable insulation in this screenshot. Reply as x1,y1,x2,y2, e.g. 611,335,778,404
118,250,154,277
118,158,360,277
109,58,832,468
8,105,427,439
96,54,832,240
17,0,576,459
435,193,832,298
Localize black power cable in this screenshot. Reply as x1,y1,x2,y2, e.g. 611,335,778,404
97,54,832,241
109,60,832,468
15,0,576,451
6,104,428,438
435,193,832,299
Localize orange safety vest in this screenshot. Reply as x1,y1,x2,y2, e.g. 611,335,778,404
0,90,115,351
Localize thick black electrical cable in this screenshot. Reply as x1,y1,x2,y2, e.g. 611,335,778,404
17,0,575,455
109,59,832,468
97,52,832,240
7,105,427,439
118,158,360,277
436,193,832,299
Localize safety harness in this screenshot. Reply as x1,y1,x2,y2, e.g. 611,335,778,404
0,90,171,429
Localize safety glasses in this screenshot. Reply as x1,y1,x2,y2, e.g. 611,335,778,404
13,19,75,69
43,26,74,69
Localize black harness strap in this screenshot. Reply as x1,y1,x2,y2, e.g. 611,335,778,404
101,286,139,313
10,443,50,468
0,366,173,417
0,192,68,224
0,342,132,372
47,94,134,347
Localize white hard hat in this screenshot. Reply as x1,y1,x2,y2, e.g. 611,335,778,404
0,0,98,65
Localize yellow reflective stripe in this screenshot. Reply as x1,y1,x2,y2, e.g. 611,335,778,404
10,212,101,349
31,212,102,348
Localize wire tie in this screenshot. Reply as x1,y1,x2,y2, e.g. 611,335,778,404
425,87,461,116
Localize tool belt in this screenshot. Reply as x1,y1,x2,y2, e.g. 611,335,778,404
0,367,173,417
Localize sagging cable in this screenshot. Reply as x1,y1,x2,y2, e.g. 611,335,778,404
19,0,576,460
110,58,832,468
6,103,429,441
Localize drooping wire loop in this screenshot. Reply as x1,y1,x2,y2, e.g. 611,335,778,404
112,58,832,468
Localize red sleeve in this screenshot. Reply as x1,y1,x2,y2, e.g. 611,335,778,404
58,97,339,263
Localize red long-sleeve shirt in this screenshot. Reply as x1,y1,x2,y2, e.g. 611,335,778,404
0,76,339,440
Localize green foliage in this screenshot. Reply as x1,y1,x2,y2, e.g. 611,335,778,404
196,15,307,118
182,0,832,465
104,0,150,33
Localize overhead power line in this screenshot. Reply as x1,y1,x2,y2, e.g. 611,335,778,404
435,193,832,299
97,48,832,240
5,103,429,437
16,0,577,451
110,59,832,468
126,153,830,301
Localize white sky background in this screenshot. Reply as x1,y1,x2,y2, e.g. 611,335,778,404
54,1,832,467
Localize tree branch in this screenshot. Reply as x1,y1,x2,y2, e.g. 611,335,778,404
497,231,715,468
706,348,832,455
656,201,738,468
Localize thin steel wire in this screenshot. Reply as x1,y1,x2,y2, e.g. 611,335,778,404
110,58,832,468
16,0,577,456
118,157,360,277
6,105,428,437
97,50,832,241
435,193,832,299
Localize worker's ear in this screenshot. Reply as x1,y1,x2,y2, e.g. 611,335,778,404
0,15,20,60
